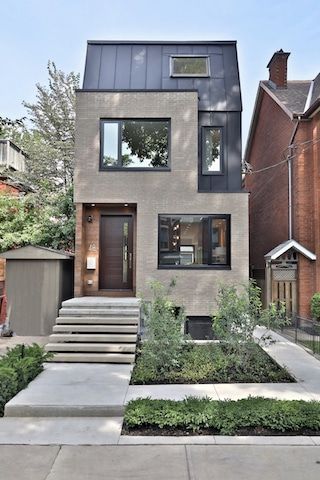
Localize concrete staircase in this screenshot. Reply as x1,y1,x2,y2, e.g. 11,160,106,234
45,297,140,363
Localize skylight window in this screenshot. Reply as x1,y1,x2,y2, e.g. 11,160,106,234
170,56,210,77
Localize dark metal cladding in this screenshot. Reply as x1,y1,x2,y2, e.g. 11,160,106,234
82,41,242,112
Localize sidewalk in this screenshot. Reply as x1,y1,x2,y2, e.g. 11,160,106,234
1,444,320,480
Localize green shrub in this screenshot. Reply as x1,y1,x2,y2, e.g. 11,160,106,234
0,367,18,416
311,293,320,320
0,343,52,416
131,342,292,384
124,397,320,435
139,279,186,376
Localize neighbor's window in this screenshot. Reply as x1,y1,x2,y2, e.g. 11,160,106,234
202,127,223,174
101,119,169,169
171,56,209,77
158,215,230,268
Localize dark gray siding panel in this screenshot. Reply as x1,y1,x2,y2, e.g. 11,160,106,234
114,45,132,89
146,46,162,89
131,45,147,89
84,44,102,89
99,45,117,88
82,42,242,112
198,111,241,192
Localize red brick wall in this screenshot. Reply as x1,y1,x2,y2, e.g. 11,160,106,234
245,90,293,270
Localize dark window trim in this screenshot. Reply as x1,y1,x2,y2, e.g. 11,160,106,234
157,214,231,270
201,126,224,176
100,118,171,171
170,55,210,78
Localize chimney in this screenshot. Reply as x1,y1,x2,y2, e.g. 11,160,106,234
267,49,290,88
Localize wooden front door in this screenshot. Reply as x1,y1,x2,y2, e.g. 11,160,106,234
99,215,133,290
271,278,297,316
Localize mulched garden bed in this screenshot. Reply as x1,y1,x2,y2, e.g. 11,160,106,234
131,342,294,385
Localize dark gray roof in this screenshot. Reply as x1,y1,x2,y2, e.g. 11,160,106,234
82,41,242,112
311,73,320,105
262,80,311,114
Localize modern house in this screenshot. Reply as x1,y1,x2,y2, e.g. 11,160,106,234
245,50,320,318
46,40,248,362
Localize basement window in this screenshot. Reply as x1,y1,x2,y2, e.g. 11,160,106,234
170,56,210,77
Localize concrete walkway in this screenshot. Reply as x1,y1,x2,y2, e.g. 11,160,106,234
1,445,320,480
1,329,320,446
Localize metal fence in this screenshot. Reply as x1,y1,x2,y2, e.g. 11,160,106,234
280,315,320,356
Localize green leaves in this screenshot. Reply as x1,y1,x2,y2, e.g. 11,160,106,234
311,293,320,319
0,343,52,415
124,397,320,435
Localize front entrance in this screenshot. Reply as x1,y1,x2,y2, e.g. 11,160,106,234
99,215,133,291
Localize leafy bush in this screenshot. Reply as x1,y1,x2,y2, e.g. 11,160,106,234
0,344,52,415
311,293,320,320
213,280,288,345
139,280,186,376
0,367,18,416
131,342,292,384
124,397,320,435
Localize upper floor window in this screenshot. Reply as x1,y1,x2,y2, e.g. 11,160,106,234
100,119,170,170
202,127,223,175
170,56,210,77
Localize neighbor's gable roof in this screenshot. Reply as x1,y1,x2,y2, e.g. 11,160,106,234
81,40,242,112
264,239,316,261
0,245,74,260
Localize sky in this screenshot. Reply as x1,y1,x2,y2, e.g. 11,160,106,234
1,0,320,148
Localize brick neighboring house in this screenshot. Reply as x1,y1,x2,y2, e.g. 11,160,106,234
245,50,320,318
0,139,29,324
74,40,249,318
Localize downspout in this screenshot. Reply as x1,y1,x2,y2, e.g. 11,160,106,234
288,117,300,240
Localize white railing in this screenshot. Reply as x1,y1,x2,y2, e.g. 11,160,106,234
0,140,26,172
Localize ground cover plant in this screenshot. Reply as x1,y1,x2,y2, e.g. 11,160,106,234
0,344,52,416
132,280,292,384
123,397,320,436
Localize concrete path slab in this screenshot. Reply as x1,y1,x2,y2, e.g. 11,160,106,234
186,445,320,480
0,417,123,445
214,382,313,401
5,363,132,417
46,445,189,480
0,445,60,480
126,384,219,402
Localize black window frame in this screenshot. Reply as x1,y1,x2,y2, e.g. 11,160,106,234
100,118,171,171
170,55,210,78
201,126,224,176
158,214,231,270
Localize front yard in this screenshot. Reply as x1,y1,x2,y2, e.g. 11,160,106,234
131,342,293,384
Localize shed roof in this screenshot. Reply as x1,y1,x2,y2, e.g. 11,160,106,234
264,239,316,261
81,40,242,112
0,245,74,260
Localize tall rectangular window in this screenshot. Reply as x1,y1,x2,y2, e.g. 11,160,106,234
171,56,210,77
158,214,230,268
202,127,223,174
101,119,169,170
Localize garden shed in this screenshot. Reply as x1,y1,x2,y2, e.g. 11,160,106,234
0,245,74,335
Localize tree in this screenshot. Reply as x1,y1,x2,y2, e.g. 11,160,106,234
22,61,79,191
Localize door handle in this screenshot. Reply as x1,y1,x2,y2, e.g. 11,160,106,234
129,253,133,269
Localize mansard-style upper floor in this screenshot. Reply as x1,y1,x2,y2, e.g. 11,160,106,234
83,41,242,113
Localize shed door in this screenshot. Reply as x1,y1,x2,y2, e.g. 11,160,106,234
99,215,133,290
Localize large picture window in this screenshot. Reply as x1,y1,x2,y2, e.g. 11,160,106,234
100,119,170,170
158,214,230,268
202,127,223,174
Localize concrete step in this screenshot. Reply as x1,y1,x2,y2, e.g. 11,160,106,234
56,316,139,325
53,324,138,334
49,352,135,363
46,343,136,353
49,333,137,343
59,308,140,317
61,297,140,308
